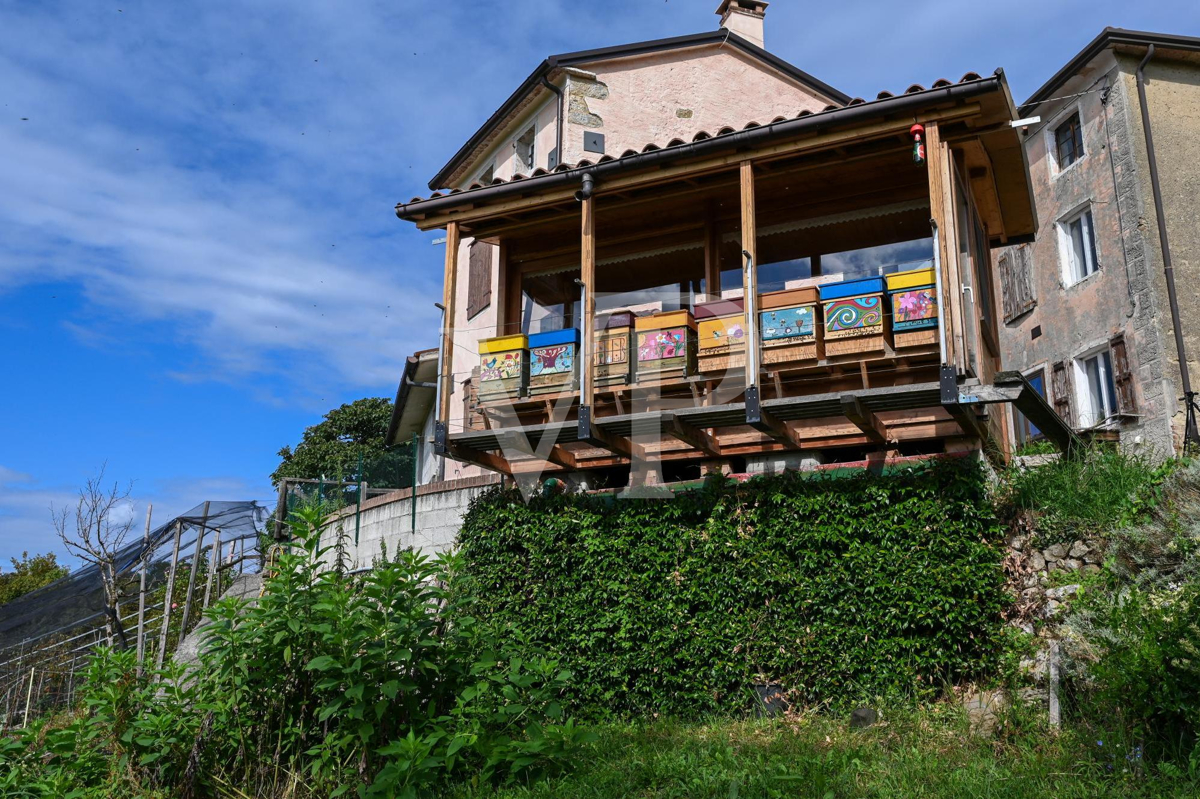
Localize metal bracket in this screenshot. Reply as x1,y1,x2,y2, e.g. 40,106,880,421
939,365,958,405
745,385,762,426
577,404,593,441
434,421,449,456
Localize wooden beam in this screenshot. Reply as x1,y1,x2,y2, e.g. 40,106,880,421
438,221,461,424
413,105,983,230
740,160,759,395
665,414,722,457
580,195,596,408
841,395,888,444
580,423,633,458
703,212,721,299
749,410,802,450
446,441,512,476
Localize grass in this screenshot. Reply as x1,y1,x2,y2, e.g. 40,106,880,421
1003,446,1175,545
447,706,1198,799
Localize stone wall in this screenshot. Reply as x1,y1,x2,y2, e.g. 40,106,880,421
320,475,501,571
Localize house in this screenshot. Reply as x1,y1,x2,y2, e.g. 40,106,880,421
391,1,1068,485
994,29,1200,456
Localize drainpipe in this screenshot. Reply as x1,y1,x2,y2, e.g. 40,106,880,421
1136,45,1200,447
540,76,564,170
575,171,595,202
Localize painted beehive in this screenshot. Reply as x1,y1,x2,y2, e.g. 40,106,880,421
527,328,580,396
886,266,939,350
634,309,697,383
758,286,822,367
594,311,634,389
695,297,746,375
819,276,887,357
478,333,528,402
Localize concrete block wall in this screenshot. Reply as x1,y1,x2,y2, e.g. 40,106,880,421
320,475,501,571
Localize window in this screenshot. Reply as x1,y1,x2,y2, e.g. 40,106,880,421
1013,368,1047,445
1075,348,1119,428
1054,113,1084,171
1060,208,1098,285
477,161,495,186
514,126,535,173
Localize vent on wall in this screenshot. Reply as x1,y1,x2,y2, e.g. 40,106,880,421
584,132,605,155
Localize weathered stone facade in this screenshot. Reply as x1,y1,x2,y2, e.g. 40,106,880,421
995,38,1200,457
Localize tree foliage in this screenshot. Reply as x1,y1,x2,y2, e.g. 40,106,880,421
272,397,411,489
0,552,69,607
457,457,1008,717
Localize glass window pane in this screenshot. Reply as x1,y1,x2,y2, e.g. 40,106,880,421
1069,219,1086,282
1085,356,1103,426
1101,351,1118,417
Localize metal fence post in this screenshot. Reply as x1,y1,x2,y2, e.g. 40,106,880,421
22,668,35,727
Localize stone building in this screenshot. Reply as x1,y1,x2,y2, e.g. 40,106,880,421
996,29,1200,456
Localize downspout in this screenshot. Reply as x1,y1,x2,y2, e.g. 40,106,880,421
540,76,564,170
1136,45,1200,447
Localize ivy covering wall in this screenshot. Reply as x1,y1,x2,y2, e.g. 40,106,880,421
456,457,1007,717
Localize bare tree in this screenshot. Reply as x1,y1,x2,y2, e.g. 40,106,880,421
52,464,136,649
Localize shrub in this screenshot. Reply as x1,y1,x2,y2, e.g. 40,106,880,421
0,502,589,798
456,456,1007,717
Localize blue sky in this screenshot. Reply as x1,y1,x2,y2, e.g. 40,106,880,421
2,0,1197,566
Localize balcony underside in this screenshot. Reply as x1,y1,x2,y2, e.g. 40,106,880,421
444,372,1078,476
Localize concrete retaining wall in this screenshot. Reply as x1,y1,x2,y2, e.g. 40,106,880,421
320,475,501,570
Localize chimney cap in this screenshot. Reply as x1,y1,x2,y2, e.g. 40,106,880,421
716,0,769,20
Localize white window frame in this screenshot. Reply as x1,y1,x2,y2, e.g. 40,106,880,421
1048,106,1086,178
1058,204,1099,287
1074,345,1119,429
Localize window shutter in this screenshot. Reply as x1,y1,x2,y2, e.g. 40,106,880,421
465,241,493,319
999,245,1036,323
1110,333,1137,414
1051,360,1073,426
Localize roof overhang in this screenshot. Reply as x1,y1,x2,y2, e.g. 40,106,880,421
427,29,850,191
399,71,1036,244
386,348,439,447
1022,27,1200,113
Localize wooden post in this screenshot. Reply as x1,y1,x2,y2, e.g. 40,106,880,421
924,121,964,372
202,527,222,609
22,668,34,727
155,520,183,670
740,160,759,393
1048,640,1061,728
703,214,721,300
438,221,462,426
275,481,288,539
136,503,152,677
580,196,596,409
178,501,211,638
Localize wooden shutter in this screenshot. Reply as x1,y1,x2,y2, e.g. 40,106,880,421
465,241,493,319
998,245,1036,323
1110,333,1137,414
1051,360,1073,427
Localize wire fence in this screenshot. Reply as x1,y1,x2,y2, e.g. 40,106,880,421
0,500,269,730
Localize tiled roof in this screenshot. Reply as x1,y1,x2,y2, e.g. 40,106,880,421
402,72,988,208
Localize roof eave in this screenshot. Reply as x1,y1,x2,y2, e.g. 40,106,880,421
1021,27,1200,114
398,74,1005,222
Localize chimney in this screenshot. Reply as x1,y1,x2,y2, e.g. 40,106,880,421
716,0,768,49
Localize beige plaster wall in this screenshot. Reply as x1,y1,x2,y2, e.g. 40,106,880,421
1121,53,1200,448
563,43,832,167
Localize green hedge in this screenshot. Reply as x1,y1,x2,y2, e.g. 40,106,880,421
456,457,1007,718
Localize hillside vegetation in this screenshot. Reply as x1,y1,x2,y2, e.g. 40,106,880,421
1,450,1198,798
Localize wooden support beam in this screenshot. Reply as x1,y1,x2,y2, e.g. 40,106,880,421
703,213,721,299
580,422,633,458
665,414,722,457
740,160,760,396
580,195,596,409
446,442,513,476
438,222,461,424
924,122,961,372
841,395,888,444
991,371,1084,457
748,410,802,450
